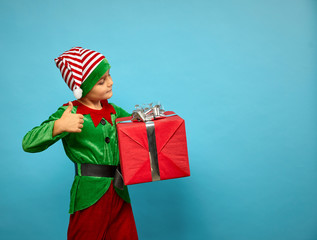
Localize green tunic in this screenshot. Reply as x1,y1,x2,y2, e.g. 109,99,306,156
22,102,132,214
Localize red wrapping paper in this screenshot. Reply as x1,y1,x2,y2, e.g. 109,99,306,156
115,111,190,185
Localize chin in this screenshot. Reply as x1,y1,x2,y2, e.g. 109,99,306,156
103,92,113,100
107,91,113,98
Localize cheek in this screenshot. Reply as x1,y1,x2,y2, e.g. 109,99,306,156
94,86,105,94
86,87,104,99
97,86,110,97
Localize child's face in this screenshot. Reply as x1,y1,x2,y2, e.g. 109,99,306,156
84,69,113,101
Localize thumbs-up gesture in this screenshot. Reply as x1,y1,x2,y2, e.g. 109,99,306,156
53,102,84,137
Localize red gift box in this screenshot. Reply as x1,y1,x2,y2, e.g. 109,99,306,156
115,111,190,185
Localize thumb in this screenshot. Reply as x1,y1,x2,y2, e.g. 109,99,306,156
65,101,73,113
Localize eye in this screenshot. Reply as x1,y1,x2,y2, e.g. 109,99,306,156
98,79,105,85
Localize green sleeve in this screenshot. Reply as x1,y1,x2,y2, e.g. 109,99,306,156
22,105,70,153
111,103,132,118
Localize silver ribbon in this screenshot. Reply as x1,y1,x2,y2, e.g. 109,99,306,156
131,102,167,181
131,102,166,122
146,121,160,181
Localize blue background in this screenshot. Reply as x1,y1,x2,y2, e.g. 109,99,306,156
1,0,317,239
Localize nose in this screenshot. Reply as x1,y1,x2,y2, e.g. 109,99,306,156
107,76,113,87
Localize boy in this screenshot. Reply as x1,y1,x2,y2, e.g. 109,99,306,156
22,47,138,240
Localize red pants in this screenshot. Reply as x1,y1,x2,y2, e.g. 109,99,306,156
67,182,138,240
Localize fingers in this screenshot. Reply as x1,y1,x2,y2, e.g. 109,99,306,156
72,123,83,133
68,115,84,133
74,128,82,133
76,114,84,124
66,101,73,113
77,118,84,131
74,124,83,133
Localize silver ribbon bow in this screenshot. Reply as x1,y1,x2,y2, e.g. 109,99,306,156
131,102,166,122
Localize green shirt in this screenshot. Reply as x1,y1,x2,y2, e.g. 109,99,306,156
22,102,132,214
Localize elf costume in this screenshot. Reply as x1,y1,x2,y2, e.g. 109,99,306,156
22,47,138,240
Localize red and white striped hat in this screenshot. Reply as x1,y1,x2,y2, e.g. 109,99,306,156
54,46,111,99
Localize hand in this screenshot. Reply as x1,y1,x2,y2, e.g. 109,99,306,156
53,102,84,137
